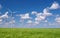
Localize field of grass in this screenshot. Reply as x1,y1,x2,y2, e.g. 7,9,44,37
0,28,60,38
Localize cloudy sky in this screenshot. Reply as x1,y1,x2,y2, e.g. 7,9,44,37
0,0,60,28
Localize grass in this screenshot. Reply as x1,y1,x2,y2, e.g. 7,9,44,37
0,28,60,38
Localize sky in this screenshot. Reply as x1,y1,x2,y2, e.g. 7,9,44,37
0,0,60,28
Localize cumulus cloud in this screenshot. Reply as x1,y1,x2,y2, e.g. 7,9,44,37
0,11,9,18
26,8,52,25
3,19,15,27
55,17,60,23
9,20,15,24
44,20,48,22
0,18,3,24
0,11,9,25
49,2,60,9
31,11,37,14
27,20,32,24
0,11,15,26
20,13,31,19
30,7,53,26
43,8,52,16
0,19,2,22
35,8,52,22
26,20,39,26
35,15,46,21
34,21,39,24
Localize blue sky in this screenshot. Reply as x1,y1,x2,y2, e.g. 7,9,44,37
0,0,60,28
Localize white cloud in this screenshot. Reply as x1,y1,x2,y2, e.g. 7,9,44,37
35,15,46,21
0,18,3,24
9,20,15,24
26,20,39,26
49,2,60,9
32,8,53,26
20,13,31,19
17,11,51,25
0,11,9,25
55,17,60,23
0,19,2,22
48,22,60,26
44,20,48,22
35,13,43,17
0,11,9,18
27,20,32,24
43,8,52,16
31,11,37,14
43,8,49,13
35,13,45,21
34,21,39,24
35,8,52,22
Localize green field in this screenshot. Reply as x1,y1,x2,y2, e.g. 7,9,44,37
0,28,60,38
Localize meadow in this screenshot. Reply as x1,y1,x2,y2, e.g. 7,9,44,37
0,28,60,38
